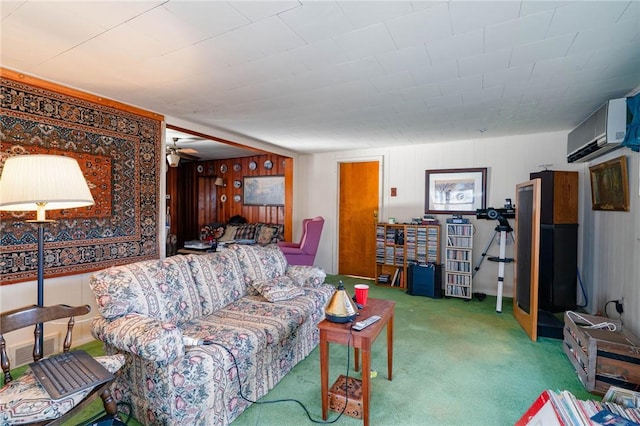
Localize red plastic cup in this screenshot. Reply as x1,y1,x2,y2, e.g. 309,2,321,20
354,284,369,307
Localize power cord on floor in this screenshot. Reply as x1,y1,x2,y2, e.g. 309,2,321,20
204,327,356,424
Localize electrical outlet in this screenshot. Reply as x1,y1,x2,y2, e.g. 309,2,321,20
616,299,624,314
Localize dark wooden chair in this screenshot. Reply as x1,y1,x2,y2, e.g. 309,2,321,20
0,304,121,425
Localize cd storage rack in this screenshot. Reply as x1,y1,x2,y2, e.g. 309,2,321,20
375,223,440,288
445,223,473,299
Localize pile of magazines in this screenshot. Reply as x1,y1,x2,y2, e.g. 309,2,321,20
518,386,640,426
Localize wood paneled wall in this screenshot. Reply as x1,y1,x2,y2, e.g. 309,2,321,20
167,153,291,247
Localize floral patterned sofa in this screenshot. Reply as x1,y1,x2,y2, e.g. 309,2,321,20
89,244,334,425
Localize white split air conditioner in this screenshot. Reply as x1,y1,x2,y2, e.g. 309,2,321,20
567,98,627,163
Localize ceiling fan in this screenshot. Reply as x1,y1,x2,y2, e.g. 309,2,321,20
166,137,200,167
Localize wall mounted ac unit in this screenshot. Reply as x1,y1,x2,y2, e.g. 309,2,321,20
567,98,627,163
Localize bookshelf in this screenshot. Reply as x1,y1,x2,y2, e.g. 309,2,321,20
445,223,473,299
375,224,440,288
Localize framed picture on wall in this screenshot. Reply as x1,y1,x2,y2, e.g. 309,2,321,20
243,176,285,206
589,155,629,211
425,168,487,215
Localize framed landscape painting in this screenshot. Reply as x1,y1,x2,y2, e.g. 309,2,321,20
243,175,285,206
425,168,487,215
589,155,629,211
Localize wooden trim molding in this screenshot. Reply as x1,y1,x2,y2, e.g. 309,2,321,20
167,124,270,154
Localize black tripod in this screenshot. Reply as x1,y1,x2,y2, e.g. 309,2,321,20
473,218,514,313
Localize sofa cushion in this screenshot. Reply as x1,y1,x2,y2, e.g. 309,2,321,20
234,224,256,240
89,256,202,324
186,251,246,315
200,223,225,241
255,224,280,245
229,244,288,284
218,225,238,242
251,276,305,302
182,296,308,356
91,314,184,363
286,265,327,288
164,256,206,323
258,223,284,243
212,225,225,239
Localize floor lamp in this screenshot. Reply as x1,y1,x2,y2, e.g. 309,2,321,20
0,154,94,352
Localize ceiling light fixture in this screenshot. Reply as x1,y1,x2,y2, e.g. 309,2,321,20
166,137,182,167
167,150,180,167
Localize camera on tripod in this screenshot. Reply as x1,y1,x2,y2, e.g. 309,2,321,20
473,199,516,313
476,199,515,229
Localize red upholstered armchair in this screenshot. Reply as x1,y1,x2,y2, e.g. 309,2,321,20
277,216,324,266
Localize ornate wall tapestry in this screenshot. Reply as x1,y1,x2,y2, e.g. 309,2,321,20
0,74,163,284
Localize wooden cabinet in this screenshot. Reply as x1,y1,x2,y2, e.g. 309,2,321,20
530,170,578,224
444,223,473,299
375,224,440,288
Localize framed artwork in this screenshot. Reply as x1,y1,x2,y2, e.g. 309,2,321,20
589,155,629,211
243,175,285,206
425,167,487,215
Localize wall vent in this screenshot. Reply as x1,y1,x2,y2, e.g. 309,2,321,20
12,334,59,367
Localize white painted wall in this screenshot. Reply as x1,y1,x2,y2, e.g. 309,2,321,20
579,149,640,333
297,132,640,337
0,272,100,357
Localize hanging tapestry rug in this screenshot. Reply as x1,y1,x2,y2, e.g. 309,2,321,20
0,75,162,284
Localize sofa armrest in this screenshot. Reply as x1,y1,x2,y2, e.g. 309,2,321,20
277,241,300,249
91,313,185,363
286,265,327,287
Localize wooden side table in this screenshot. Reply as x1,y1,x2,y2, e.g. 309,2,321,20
319,298,395,426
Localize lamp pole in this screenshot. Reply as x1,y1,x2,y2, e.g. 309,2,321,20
36,222,45,353
27,203,54,355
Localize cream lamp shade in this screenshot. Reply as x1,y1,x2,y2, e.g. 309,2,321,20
167,152,180,167
0,154,94,220
215,177,225,186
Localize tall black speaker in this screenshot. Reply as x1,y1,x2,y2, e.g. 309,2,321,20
538,224,578,312
530,171,578,313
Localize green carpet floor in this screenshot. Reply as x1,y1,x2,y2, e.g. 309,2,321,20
45,275,595,425
235,276,594,425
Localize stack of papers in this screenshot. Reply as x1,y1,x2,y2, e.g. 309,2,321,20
184,240,212,250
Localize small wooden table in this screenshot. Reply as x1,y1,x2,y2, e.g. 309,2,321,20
319,298,395,426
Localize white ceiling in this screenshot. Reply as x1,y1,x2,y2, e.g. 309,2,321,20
2,1,639,160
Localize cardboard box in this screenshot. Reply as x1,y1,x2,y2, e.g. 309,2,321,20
328,375,363,419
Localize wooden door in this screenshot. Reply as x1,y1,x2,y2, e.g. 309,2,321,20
338,161,379,278
513,179,541,341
